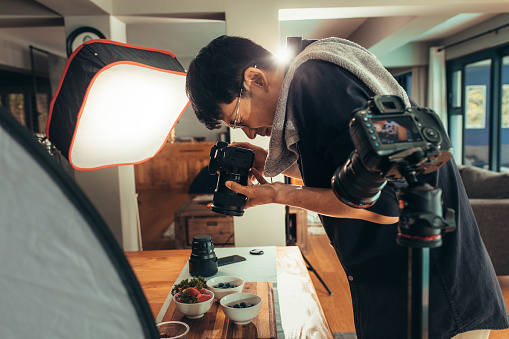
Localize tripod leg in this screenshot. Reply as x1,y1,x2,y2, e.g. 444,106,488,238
408,247,430,339
301,252,333,295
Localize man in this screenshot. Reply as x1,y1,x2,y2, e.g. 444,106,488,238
186,35,508,338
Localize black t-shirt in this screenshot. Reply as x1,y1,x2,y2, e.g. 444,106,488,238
287,59,509,338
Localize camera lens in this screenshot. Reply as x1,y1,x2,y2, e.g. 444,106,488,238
331,151,387,208
191,234,216,258
211,172,249,216
189,234,218,277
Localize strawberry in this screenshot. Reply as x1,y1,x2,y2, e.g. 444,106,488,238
199,288,206,294
187,287,200,297
197,294,212,303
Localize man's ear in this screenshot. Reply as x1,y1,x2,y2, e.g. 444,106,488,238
243,67,268,92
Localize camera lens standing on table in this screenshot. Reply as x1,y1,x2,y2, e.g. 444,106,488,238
208,142,254,216
188,234,218,277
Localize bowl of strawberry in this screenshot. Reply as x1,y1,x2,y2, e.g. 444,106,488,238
171,277,214,319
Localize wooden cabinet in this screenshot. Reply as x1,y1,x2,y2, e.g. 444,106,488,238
135,141,216,191
174,200,234,248
289,206,308,255
187,216,234,247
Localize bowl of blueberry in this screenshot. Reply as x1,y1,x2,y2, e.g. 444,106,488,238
220,292,262,325
206,276,245,301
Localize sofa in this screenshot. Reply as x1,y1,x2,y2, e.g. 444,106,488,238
457,165,509,275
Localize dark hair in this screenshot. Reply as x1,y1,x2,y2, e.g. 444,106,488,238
186,35,276,130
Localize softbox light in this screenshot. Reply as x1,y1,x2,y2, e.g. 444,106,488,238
47,39,189,170
0,105,158,338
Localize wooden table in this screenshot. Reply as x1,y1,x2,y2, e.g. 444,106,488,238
125,246,333,338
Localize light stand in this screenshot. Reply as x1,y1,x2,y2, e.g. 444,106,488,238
396,165,455,339
285,225,333,295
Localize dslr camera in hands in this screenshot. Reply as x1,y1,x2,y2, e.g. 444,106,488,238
332,95,453,208
209,141,254,216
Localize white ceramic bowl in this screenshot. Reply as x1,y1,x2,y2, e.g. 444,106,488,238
206,276,245,301
156,321,190,338
173,289,214,319
220,292,262,325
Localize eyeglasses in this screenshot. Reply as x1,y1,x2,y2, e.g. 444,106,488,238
231,86,248,129
229,65,257,129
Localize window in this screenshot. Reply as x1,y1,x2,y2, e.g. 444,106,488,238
464,59,491,169
36,93,50,133
447,44,509,172
394,71,412,97
501,55,509,171
0,69,51,134
8,93,27,126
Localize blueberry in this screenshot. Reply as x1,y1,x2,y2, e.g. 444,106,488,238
225,283,230,288
233,304,240,308
240,302,247,308
218,283,224,288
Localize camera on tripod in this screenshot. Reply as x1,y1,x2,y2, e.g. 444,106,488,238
208,141,254,216
332,95,453,208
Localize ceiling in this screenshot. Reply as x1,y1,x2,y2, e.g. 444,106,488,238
0,0,508,65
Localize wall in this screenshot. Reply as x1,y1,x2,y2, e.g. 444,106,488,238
223,2,287,247
62,15,140,251
440,13,509,60
172,57,228,142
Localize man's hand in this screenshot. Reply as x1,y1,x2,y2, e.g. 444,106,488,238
225,168,283,209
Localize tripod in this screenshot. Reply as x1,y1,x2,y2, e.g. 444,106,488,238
285,205,333,295
396,166,455,339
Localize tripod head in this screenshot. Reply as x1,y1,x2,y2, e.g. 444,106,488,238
396,164,456,249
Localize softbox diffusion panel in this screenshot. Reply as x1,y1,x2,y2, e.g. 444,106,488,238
47,39,189,170
0,106,158,338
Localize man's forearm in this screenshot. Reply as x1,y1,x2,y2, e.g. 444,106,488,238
227,170,398,224
275,184,398,224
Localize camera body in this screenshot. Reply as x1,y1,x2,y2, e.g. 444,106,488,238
350,95,452,179
208,141,254,216
332,95,453,208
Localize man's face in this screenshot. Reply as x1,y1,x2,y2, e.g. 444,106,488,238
219,90,275,140
219,66,282,139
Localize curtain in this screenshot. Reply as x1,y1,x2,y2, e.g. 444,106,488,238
410,66,427,106
427,46,448,130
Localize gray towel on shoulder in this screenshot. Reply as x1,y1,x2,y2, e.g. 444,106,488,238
264,37,410,177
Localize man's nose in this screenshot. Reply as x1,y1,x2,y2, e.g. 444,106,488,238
243,128,257,139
